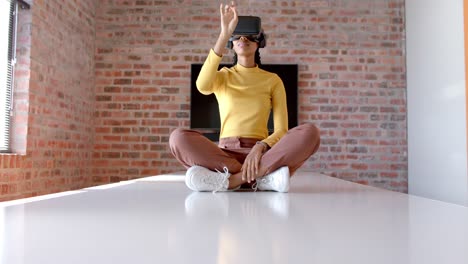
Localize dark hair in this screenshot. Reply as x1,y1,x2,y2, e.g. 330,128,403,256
232,49,262,68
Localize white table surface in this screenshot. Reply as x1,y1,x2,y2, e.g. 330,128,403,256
1,171,468,264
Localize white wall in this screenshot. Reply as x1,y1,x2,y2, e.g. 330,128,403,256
406,0,468,206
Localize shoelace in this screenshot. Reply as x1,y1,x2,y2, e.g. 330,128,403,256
251,176,270,192
252,181,258,192
212,167,230,193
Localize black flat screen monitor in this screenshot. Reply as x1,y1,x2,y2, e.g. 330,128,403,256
190,63,298,140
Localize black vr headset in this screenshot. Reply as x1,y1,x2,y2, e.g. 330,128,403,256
226,16,266,49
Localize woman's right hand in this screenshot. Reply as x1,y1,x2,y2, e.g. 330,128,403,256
220,1,238,37
213,2,238,56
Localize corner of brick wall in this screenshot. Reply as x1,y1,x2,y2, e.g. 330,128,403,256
0,0,97,201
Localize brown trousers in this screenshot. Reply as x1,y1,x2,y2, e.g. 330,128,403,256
169,123,320,177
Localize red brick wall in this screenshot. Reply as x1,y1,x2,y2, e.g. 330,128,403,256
94,0,407,191
0,0,406,201
0,0,96,201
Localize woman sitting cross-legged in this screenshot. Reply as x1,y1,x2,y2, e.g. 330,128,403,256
169,3,320,193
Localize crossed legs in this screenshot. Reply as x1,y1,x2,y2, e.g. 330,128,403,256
169,123,320,190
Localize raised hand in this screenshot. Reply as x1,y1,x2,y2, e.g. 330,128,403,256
213,1,238,56
220,1,238,37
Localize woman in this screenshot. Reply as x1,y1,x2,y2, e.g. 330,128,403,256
169,2,320,193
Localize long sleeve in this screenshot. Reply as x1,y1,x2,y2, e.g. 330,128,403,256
196,49,224,95
262,78,288,147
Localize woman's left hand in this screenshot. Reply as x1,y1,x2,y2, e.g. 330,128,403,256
241,144,265,183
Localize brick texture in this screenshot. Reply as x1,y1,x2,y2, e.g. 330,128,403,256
0,0,407,201
0,0,96,201
94,0,407,191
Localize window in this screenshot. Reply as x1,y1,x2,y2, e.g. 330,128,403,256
0,0,16,152
0,0,29,153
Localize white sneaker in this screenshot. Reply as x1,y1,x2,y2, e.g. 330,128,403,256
185,165,230,192
256,166,290,192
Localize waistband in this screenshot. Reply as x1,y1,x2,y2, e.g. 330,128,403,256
219,136,263,149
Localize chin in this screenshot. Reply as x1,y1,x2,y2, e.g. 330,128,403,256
234,50,255,56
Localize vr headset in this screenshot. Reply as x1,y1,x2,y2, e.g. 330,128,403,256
226,16,266,49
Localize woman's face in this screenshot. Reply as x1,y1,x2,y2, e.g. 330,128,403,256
232,36,259,57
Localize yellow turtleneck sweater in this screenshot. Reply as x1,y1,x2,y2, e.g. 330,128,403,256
196,49,288,147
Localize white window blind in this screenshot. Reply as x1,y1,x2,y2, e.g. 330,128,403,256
0,0,15,152
0,0,29,153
